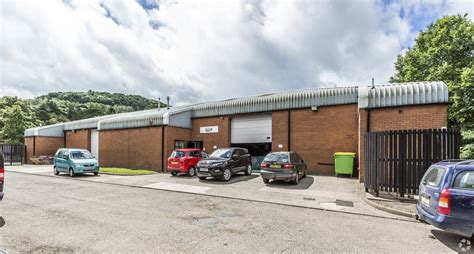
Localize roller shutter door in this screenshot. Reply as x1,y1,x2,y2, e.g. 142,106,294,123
91,129,99,160
231,115,272,143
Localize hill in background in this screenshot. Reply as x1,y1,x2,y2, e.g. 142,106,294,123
0,90,166,144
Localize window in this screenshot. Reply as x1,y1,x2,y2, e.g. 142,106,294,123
174,140,185,149
188,151,200,158
210,149,232,159
453,171,474,190
263,153,289,164
421,167,447,188
171,151,185,158
70,151,93,159
200,152,208,158
56,150,63,158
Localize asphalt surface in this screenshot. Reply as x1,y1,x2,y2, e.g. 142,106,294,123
0,172,472,253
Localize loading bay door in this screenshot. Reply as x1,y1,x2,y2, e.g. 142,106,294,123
231,114,272,144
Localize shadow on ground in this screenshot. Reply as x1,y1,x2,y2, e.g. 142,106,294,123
198,173,259,185
431,229,474,253
264,176,315,190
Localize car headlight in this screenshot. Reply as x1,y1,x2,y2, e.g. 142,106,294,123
75,163,81,167
212,162,225,167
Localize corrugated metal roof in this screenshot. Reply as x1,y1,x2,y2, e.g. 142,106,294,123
98,107,193,130
63,110,156,130
24,123,65,137
358,81,449,109
191,86,359,118
24,81,449,135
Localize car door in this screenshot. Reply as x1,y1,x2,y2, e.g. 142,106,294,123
188,151,200,169
230,149,241,172
450,169,474,236
55,150,64,170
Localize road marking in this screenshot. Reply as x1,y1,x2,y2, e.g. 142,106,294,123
144,182,211,194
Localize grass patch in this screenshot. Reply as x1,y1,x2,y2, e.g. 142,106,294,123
100,167,157,175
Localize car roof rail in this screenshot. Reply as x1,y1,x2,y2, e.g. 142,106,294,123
439,159,464,163
455,160,474,166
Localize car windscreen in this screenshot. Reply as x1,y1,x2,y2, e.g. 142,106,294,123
263,153,290,164
421,166,447,188
70,151,94,160
171,151,186,158
210,149,232,159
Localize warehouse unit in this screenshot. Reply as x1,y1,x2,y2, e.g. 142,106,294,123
24,82,449,179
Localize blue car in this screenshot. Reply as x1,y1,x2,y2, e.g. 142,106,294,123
416,160,474,238
53,148,100,177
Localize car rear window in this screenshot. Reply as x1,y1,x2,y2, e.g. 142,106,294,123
453,171,474,190
263,153,289,164
171,151,186,158
421,166,447,188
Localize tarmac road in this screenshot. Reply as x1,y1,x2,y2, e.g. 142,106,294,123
0,172,471,253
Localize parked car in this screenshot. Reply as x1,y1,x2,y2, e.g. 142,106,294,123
260,151,307,185
0,151,4,201
196,148,252,181
416,160,474,238
53,148,99,177
167,148,208,177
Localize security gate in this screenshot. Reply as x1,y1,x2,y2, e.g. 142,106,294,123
231,114,272,144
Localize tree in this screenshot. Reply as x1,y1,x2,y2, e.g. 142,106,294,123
0,103,35,144
390,14,474,158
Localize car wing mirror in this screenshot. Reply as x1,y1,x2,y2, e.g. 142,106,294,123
63,154,69,159
301,160,305,163
232,154,238,158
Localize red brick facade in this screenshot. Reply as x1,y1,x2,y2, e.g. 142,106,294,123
191,117,231,154
65,130,90,150
24,136,64,163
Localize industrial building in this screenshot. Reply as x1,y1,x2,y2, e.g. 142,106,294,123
24,82,449,180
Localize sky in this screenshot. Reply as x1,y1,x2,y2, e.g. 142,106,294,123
0,0,472,105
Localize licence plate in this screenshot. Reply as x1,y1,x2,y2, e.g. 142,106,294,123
270,164,281,169
421,196,430,206
85,168,94,171
199,168,208,172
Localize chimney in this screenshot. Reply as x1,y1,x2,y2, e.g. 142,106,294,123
158,97,161,111
166,96,170,110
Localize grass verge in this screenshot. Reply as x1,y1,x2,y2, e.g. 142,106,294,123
100,167,157,175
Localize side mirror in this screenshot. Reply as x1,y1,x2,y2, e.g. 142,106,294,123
301,160,305,163
232,154,238,158
62,154,69,160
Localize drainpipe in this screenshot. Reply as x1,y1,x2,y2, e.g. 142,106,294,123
161,125,165,172
288,110,291,151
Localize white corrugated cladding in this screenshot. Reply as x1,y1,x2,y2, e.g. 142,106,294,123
231,114,272,144
24,123,65,137
90,129,99,160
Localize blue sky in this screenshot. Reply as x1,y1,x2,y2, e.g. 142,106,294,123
0,0,472,103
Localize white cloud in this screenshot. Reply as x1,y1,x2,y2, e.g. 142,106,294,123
0,0,471,104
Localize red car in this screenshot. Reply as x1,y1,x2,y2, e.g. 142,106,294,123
167,148,208,176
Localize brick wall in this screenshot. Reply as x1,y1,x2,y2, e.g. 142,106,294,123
24,136,64,163
290,105,359,175
272,110,289,152
191,116,230,154
99,127,164,171
357,104,448,181
65,130,90,150
164,126,192,162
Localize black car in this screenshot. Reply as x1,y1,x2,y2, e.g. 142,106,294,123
196,148,252,181
0,151,4,201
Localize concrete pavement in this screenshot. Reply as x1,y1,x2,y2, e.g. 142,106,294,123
1,172,471,253
7,165,406,220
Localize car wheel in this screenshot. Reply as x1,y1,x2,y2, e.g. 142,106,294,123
69,168,75,177
171,172,178,176
198,176,207,180
245,164,252,175
292,172,299,185
94,172,99,176
188,167,196,177
54,167,59,175
221,168,232,182
262,178,269,184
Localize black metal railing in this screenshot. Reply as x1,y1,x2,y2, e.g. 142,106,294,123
364,128,461,197
1,144,25,165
